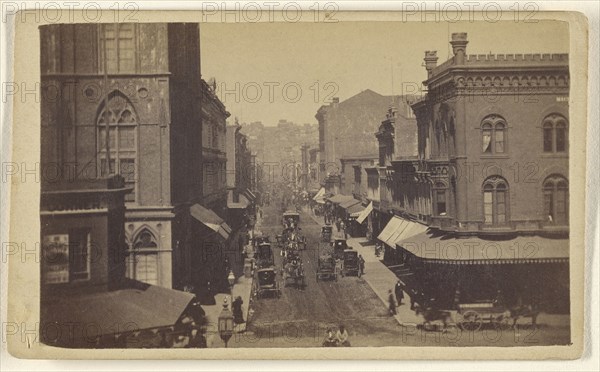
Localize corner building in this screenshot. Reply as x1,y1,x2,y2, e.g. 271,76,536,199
386,33,570,313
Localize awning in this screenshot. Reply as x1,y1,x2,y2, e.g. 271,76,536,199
227,201,249,209
356,201,373,224
327,194,354,205
396,230,569,264
340,198,361,210
348,203,365,217
243,189,256,202
312,187,326,201
42,280,195,339
377,216,428,248
190,203,232,240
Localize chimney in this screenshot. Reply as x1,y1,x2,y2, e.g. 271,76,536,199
331,97,340,108
450,32,468,65
424,50,438,78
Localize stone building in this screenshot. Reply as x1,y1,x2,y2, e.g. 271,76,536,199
378,33,570,312
316,90,415,180
40,23,231,301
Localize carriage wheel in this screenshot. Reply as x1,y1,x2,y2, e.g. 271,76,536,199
460,310,483,331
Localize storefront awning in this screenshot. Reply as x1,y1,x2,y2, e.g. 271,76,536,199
327,194,354,205
340,197,361,210
243,189,256,202
378,216,428,248
312,187,326,201
348,203,365,217
42,281,195,338
356,201,373,224
396,230,569,264
190,203,232,240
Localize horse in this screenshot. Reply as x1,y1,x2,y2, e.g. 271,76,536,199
415,306,453,332
509,304,540,328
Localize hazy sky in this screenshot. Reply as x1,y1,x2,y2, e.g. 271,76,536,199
200,20,569,126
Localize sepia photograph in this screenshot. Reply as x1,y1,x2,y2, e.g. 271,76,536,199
2,4,593,362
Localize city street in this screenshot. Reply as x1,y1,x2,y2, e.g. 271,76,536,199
228,203,571,348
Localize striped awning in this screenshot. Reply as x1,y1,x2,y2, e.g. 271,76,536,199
378,216,428,248
356,202,373,224
396,230,569,265
190,204,232,240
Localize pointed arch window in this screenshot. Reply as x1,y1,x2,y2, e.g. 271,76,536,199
130,229,159,286
483,176,509,225
543,114,568,153
543,175,569,224
97,93,137,202
481,115,507,154
433,182,448,216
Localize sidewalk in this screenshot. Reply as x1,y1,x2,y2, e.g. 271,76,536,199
305,208,422,327
203,212,263,347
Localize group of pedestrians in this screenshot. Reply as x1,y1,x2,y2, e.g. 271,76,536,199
322,325,351,347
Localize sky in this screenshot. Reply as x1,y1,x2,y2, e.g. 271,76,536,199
200,20,569,126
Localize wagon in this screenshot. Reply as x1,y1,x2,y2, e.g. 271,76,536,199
332,238,348,260
283,259,306,289
321,225,333,242
254,268,280,299
457,302,511,331
342,249,361,277
256,242,274,269
316,254,338,281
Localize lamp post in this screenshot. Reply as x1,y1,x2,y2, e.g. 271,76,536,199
217,298,233,348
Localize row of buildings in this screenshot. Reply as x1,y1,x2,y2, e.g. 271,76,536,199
39,23,257,347
314,33,570,312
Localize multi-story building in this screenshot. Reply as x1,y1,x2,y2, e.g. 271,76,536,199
379,33,570,312
40,23,232,302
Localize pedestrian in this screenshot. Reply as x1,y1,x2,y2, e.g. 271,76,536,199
232,296,245,324
336,324,351,347
335,219,341,232
395,280,404,306
322,328,338,347
358,254,365,276
388,289,397,316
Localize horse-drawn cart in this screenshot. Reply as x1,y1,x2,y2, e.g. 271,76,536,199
254,268,281,299
316,254,338,281
457,302,511,331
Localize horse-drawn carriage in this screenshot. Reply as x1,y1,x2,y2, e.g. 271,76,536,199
254,267,281,299
256,242,274,269
321,225,332,242
332,238,348,260
282,210,300,228
341,249,361,277
316,254,338,281
456,302,512,331
282,258,306,289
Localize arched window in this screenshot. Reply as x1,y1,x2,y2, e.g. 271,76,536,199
481,115,507,154
434,182,447,216
97,93,137,202
542,114,568,153
543,175,569,224
483,176,509,225
130,229,159,286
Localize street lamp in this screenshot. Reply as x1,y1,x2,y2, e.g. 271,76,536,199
217,298,233,348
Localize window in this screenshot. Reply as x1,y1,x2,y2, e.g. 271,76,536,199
130,229,159,286
98,94,137,202
542,114,568,153
482,176,509,225
543,175,569,224
481,115,507,154
434,182,447,216
99,23,136,73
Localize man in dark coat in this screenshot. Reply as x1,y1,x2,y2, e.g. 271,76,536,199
232,296,245,324
395,280,405,306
